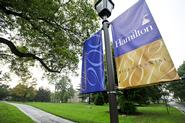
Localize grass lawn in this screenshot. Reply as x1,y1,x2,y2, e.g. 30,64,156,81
0,102,34,123
27,102,185,123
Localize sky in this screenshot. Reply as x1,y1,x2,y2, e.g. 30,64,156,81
70,0,185,89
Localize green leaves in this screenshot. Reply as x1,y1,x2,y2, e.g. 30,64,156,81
0,0,99,78
54,76,75,103
0,83,9,100
17,46,28,53
178,61,185,77
10,83,36,101
167,61,185,101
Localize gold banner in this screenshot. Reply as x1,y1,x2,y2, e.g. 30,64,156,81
116,39,180,89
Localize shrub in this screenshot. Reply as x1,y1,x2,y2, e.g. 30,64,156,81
118,95,137,115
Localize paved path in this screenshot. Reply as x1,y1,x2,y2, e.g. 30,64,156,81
6,102,75,123
169,102,185,114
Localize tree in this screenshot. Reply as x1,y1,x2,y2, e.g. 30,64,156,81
128,85,163,105
68,84,75,101
10,83,36,101
0,83,9,100
148,85,163,104
34,87,51,102
167,61,185,102
178,61,185,77
167,80,185,101
54,76,75,103
0,0,99,79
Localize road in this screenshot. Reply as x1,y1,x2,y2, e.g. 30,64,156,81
6,102,75,123
169,102,185,114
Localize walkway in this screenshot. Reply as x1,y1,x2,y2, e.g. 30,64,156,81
169,102,185,114
6,102,75,123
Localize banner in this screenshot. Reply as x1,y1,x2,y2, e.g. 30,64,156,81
111,0,179,89
80,31,105,93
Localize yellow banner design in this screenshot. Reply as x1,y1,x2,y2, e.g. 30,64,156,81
115,39,180,89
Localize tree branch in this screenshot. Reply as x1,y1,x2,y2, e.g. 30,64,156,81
0,37,60,73
0,4,82,37
0,4,24,18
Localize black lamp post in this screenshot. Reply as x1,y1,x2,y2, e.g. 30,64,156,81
95,0,119,123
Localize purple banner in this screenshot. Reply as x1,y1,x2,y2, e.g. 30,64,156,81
80,31,105,94
111,0,162,57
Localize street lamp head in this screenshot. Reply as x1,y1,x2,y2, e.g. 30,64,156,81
95,0,114,19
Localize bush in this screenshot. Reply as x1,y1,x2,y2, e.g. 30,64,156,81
119,101,136,114
94,93,104,105
118,95,137,115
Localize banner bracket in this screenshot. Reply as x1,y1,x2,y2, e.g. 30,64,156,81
107,91,117,94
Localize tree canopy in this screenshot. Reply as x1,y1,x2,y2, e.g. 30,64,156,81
54,76,75,102
0,82,9,100
0,0,99,80
167,61,185,101
34,87,51,102
10,83,36,101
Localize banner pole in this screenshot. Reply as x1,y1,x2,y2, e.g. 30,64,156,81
102,16,119,123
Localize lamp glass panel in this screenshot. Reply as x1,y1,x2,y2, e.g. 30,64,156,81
95,0,104,13
107,1,113,12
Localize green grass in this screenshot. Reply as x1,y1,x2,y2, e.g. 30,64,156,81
27,102,185,123
133,105,185,123
0,102,34,123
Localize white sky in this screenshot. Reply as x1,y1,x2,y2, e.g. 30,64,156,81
71,0,185,89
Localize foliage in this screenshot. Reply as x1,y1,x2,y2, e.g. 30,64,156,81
10,83,36,101
27,102,185,123
117,91,137,115
94,93,104,105
102,92,109,103
0,83,9,100
0,102,34,123
0,0,99,80
117,85,163,114
167,80,185,101
119,101,136,115
123,88,149,105
54,76,75,103
118,85,162,102
178,61,185,77
147,85,163,104
90,92,108,104
131,85,163,104
34,87,51,102
167,61,185,101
